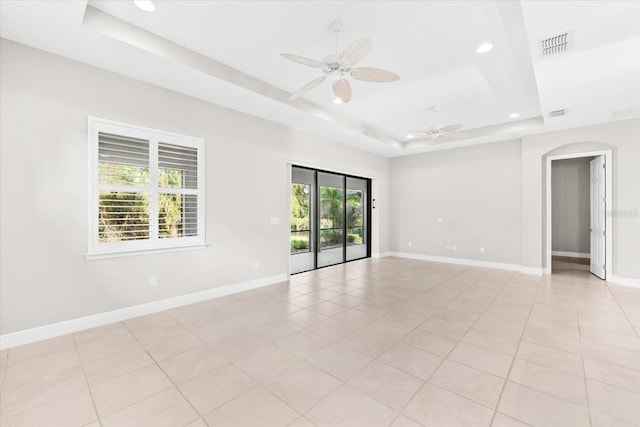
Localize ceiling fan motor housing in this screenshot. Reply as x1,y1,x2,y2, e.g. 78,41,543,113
322,54,351,77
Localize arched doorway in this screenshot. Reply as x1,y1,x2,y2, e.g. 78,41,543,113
544,143,613,279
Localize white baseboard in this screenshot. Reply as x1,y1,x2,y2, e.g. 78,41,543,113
0,273,287,350
372,251,392,258
520,266,545,276
608,275,640,288
552,251,590,259
390,252,543,275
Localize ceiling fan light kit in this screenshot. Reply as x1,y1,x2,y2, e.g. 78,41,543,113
282,20,399,103
475,42,494,54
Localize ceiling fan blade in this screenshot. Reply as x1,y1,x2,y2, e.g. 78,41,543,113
411,130,440,139
338,38,372,66
280,53,324,68
289,76,326,101
351,67,399,82
439,124,464,133
332,78,352,103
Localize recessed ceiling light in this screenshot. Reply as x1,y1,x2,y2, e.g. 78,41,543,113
509,113,520,119
406,134,415,139
333,98,343,104
476,42,494,54
133,0,156,12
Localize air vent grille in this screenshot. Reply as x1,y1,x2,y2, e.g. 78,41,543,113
541,31,573,56
549,109,568,118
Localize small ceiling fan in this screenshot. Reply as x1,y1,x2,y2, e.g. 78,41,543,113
408,107,471,145
281,20,399,103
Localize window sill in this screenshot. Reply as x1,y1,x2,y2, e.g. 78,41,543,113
85,243,210,260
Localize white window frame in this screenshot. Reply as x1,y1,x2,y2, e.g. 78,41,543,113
87,117,205,258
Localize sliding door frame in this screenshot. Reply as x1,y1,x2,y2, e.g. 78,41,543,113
290,164,372,274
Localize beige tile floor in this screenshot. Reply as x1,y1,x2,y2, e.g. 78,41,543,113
1,257,639,426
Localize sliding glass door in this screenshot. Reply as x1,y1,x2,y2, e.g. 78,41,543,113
290,167,315,274
346,177,368,261
290,166,370,274
318,172,345,268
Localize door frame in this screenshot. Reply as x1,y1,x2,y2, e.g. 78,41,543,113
544,149,613,277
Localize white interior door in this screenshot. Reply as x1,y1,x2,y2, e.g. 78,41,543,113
590,156,606,279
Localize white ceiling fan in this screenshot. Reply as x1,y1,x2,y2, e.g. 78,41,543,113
281,21,399,103
407,107,471,145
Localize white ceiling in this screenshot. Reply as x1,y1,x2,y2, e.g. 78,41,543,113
1,0,639,157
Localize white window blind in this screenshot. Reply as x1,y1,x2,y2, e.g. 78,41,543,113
98,133,150,242
157,142,199,239
88,118,205,256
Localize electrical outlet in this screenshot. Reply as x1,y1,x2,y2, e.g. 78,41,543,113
408,241,412,247
480,247,485,253
254,260,260,269
150,276,158,287
446,245,452,250
452,245,457,251
437,218,444,223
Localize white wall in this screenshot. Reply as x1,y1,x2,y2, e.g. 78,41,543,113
521,120,640,278
389,119,640,280
552,157,592,255
0,39,390,335
2,38,639,338
389,140,522,264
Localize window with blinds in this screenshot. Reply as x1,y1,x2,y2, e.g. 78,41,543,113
157,142,198,239
88,118,204,256
98,133,150,242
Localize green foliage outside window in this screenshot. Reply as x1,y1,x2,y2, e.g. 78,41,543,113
290,184,365,252
290,183,311,253
158,168,185,238
98,191,149,241
98,162,188,242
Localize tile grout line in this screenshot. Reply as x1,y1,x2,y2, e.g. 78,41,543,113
574,282,594,427
131,310,288,425
605,282,640,340
168,286,360,423
484,278,636,411
202,267,391,424
0,339,96,423
488,273,542,426
277,301,409,418
309,269,524,424
151,360,212,426
159,271,379,422
499,379,591,411
71,333,104,427
120,318,208,424
298,270,472,425
584,278,640,424
185,325,311,422
388,268,514,426
267,272,401,422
